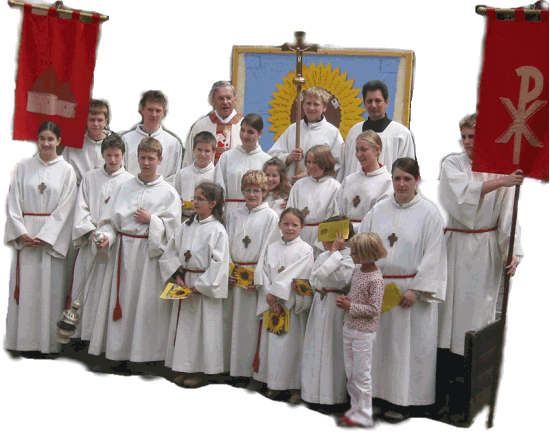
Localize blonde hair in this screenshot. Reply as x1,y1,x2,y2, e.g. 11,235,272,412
459,113,477,130
350,232,387,263
138,137,162,158
304,86,331,105
356,130,383,159
241,170,268,193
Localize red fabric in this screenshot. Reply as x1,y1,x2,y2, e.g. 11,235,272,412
473,9,549,181
14,6,101,149
253,319,263,373
14,250,20,305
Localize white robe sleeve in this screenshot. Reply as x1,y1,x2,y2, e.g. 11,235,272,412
439,157,483,229
267,125,292,165
269,247,314,302
72,174,96,248
193,227,229,299
5,163,27,249
313,250,354,287
497,186,523,262
159,225,184,284
147,189,182,258
213,153,228,194
409,208,447,303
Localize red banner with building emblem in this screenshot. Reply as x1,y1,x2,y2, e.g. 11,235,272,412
13,5,100,148
473,9,549,181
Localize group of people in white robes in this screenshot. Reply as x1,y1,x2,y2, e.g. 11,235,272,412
4,76,524,428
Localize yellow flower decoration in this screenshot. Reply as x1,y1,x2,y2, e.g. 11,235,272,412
268,62,365,142
263,309,290,335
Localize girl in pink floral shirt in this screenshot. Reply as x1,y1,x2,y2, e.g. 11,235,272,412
336,233,387,427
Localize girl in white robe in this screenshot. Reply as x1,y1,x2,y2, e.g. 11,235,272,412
301,220,355,405
254,208,314,403
358,157,447,418
337,130,393,233
5,121,77,354
286,145,341,252
263,157,291,218
70,135,133,340
225,171,279,382
214,114,271,215
159,182,229,387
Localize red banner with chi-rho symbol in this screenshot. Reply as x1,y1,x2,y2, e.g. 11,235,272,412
473,9,549,182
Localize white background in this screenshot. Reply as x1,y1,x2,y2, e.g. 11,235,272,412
0,1,547,432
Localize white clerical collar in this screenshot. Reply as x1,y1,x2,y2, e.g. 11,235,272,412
85,131,108,144
102,165,127,177
215,109,237,123
308,174,331,183
361,165,388,177
193,161,214,174
36,154,63,166
279,236,302,246
391,191,422,209
198,214,216,225
246,202,269,213
136,174,163,186
236,144,262,155
137,124,163,137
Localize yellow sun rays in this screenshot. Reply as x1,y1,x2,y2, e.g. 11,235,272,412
268,62,365,141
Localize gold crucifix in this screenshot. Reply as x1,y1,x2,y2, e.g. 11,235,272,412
281,32,318,178
388,233,398,247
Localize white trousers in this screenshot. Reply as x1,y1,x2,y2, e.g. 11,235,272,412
343,324,376,427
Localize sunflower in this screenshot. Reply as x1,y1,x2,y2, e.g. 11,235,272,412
162,282,193,300
263,309,290,335
294,279,313,296
268,62,365,142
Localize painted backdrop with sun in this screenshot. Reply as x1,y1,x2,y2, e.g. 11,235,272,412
232,47,414,152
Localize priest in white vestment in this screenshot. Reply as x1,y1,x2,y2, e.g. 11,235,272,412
182,81,243,167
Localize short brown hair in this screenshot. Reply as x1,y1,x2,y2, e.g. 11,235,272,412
350,232,387,263
193,131,217,150
88,99,110,124
137,137,162,158
139,90,167,113
101,133,125,154
280,207,305,226
241,170,268,193
305,144,336,177
304,86,331,105
391,157,420,179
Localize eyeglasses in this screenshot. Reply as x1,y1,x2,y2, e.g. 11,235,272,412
243,189,263,195
191,196,208,202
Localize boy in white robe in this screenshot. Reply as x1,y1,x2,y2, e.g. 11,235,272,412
254,208,314,404
69,134,133,341
62,99,110,186
301,220,355,405
5,121,77,354
436,114,523,413
88,137,181,367
122,90,183,182
159,182,229,387
214,114,271,215
173,131,216,219
225,171,279,385
268,86,344,183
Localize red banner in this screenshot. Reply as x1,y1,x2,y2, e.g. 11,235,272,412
13,5,100,149
473,9,549,182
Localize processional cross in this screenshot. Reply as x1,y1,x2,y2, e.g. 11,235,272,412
281,32,318,178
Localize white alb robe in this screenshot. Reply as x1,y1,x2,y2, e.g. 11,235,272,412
301,248,354,404
254,237,314,390
342,120,415,179
88,175,181,362
182,110,243,167
63,132,106,185
264,192,287,219
358,194,447,406
267,117,344,179
122,125,183,181
159,215,229,374
214,145,271,215
70,166,134,339
5,155,77,353
336,166,393,233
172,162,215,218
286,175,341,250
438,153,523,356
225,203,280,377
